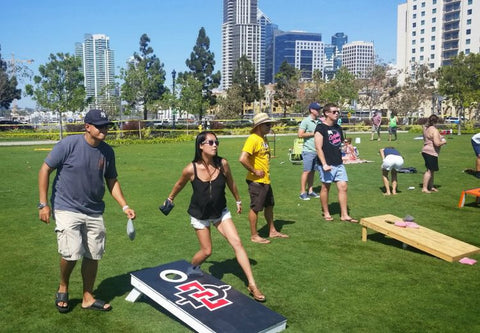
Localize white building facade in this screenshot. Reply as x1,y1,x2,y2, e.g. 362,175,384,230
397,0,480,84
342,41,375,79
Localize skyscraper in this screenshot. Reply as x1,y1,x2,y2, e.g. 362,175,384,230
342,41,375,79
222,0,261,89
75,34,115,107
258,9,277,85
397,0,480,84
273,30,323,81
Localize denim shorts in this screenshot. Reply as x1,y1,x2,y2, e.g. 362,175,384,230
54,210,106,261
472,139,480,156
302,151,318,172
318,164,349,183
190,208,231,230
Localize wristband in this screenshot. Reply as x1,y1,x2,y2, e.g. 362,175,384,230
236,201,242,205
122,205,129,212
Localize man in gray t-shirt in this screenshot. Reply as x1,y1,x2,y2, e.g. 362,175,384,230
38,109,136,313
298,102,321,200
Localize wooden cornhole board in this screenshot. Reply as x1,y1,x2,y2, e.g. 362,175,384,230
360,214,480,262
125,260,287,333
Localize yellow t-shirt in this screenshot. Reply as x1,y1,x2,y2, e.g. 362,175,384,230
242,133,271,184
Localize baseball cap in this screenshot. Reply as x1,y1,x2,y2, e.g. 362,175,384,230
309,102,322,111
84,109,113,127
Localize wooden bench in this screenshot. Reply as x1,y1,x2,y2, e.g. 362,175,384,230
360,214,480,262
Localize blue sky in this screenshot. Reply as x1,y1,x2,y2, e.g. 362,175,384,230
2,0,405,108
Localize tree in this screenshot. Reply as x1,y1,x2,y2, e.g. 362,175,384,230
120,34,167,120
25,52,87,139
0,46,22,109
232,55,262,115
274,61,300,117
357,63,391,113
177,73,208,121
320,67,358,107
437,52,480,126
217,85,244,119
179,27,221,121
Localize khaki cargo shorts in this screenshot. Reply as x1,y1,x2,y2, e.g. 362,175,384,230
54,210,106,261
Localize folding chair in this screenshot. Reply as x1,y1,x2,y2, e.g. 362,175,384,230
458,188,480,207
289,138,304,164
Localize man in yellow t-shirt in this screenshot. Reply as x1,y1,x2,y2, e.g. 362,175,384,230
239,113,289,244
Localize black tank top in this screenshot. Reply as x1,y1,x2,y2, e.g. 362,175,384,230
187,162,227,220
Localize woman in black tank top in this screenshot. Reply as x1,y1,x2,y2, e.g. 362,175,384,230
164,131,266,302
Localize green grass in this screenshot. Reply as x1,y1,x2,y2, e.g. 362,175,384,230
1,132,479,332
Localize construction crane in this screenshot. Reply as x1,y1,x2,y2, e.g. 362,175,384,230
8,53,34,77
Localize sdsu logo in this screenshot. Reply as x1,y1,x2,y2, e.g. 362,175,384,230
174,281,232,311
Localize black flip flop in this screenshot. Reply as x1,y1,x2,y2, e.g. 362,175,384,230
55,292,70,313
82,299,112,311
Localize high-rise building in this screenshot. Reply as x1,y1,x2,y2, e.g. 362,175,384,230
273,30,323,81
342,41,375,79
258,9,277,84
397,0,480,83
331,32,348,53
222,0,261,89
75,34,115,107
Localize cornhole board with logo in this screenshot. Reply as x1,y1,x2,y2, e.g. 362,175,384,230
126,260,287,332
360,214,480,262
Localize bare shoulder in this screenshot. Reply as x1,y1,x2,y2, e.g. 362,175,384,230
182,163,195,176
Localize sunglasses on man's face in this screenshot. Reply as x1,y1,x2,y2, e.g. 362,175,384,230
92,124,110,130
202,140,219,146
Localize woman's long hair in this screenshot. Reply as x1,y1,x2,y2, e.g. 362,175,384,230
426,114,439,127
193,131,222,168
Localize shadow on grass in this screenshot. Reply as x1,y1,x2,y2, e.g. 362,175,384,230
94,272,132,303
257,219,295,238
367,232,436,259
207,257,258,287
95,268,193,330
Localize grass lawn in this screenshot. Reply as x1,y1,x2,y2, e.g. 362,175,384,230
1,131,479,332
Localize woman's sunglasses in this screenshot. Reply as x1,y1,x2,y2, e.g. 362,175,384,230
202,140,219,146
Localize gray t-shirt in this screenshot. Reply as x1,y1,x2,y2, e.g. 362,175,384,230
45,134,117,215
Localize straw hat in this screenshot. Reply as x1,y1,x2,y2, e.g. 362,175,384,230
251,112,275,132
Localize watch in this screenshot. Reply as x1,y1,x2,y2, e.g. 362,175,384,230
38,202,48,209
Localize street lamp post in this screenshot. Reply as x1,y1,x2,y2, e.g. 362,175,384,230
171,69,176,129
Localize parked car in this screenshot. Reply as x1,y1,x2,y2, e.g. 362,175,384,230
0,120,33,131
444,117,464,124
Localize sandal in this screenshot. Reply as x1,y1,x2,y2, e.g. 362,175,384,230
251,235,270,244
247,285,266,302
81,299,112,311
55,292,70,313
341,218,358,223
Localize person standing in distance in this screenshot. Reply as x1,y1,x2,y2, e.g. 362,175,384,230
38,109,136,313
239,113,289,244
388,111,398,141
421,114,446,193
298,102,321,200
371,111,382,141
314,103,358,223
